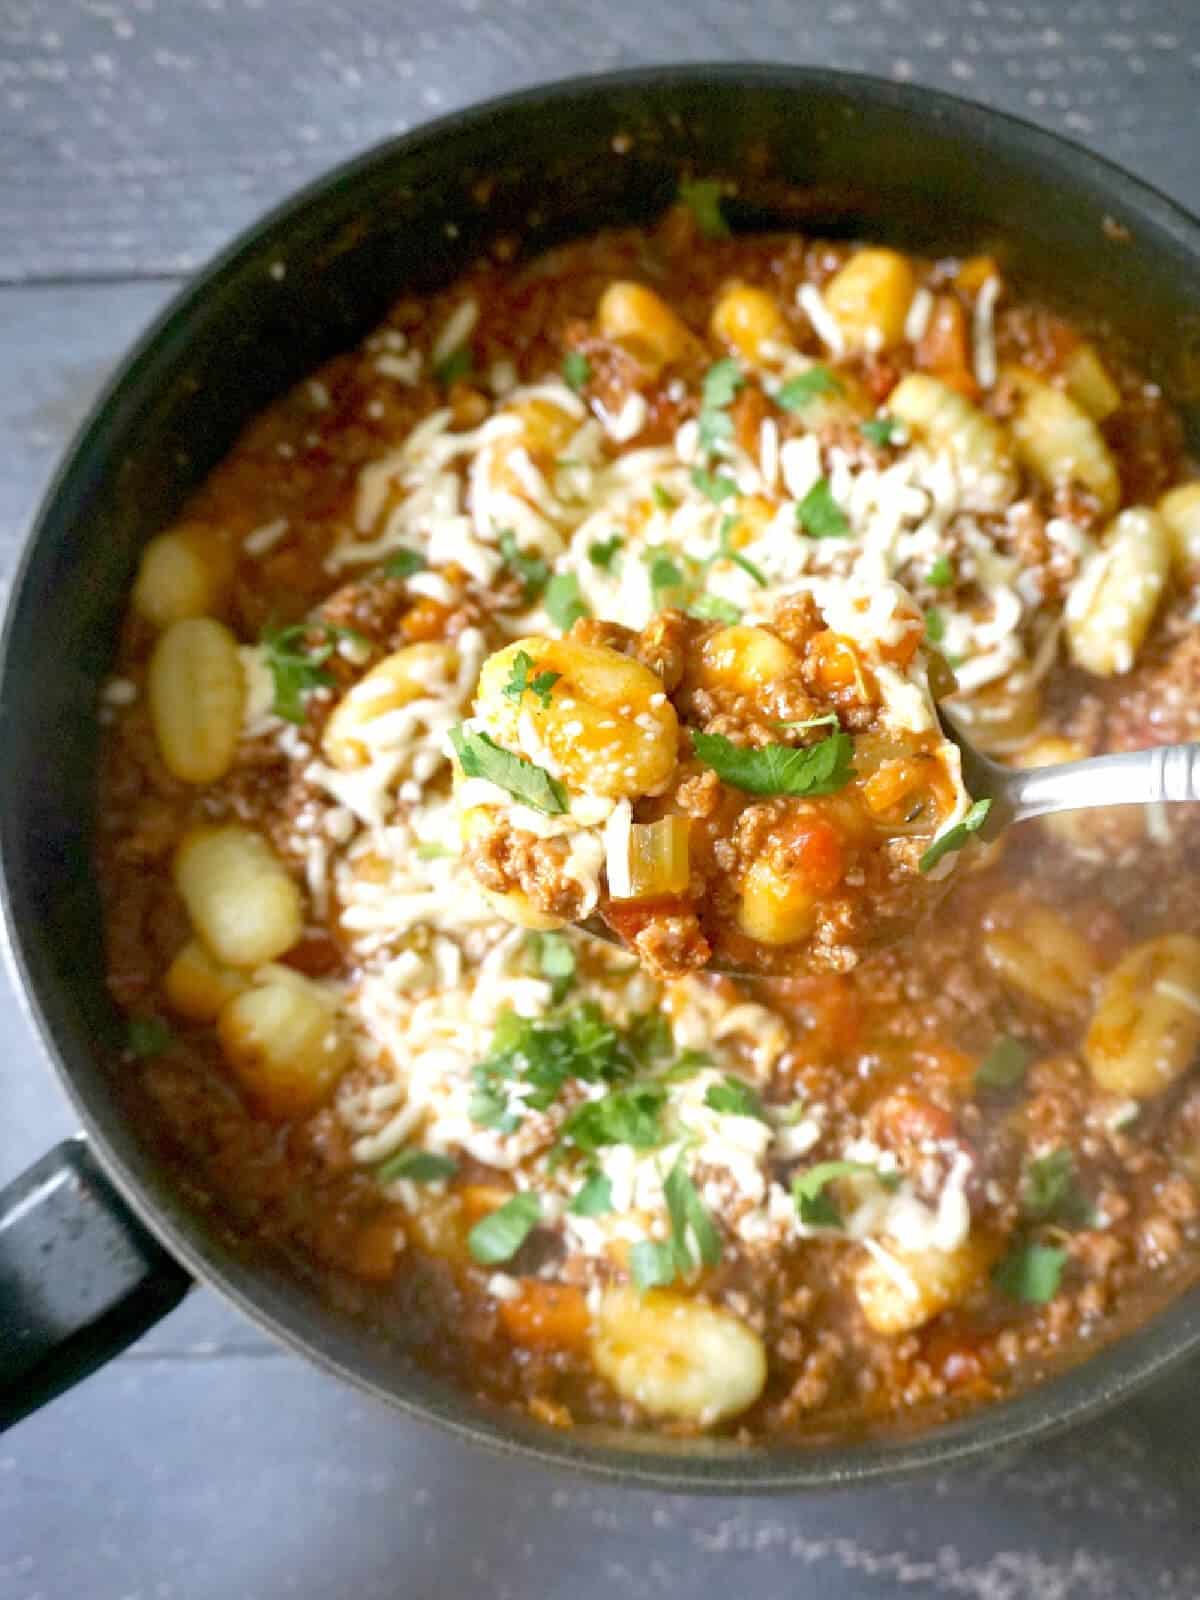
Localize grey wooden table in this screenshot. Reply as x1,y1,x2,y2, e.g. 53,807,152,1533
3,3,1200,1595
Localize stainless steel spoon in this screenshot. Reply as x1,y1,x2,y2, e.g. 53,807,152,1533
581,711,1200,973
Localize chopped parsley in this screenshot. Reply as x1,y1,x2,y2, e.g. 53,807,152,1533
678,177,730,239
710,514,766,587
918,798,993,873
688,594,742,625
992,1241,1067,1304
792,1160,898,1230
630,1239,678,1292
376,1148,458,1184
795,477,850,540
416,841,455,861
652,483,678,511
588,534,623,571
467,1192,541,1265
498,529,550,602
691,466,739,502
691,728,855,798
924,607,946,644
697,358,744,453
626,1010,674,1065
568,1171,613,1218
433,345,472,385
544,571,589,631
558,1083,666,1154
704,1075,766,1119
383,547,425,579
526,930,576,1003
127,1016,171,1058
663,1156,723,1270
860,416,900,447
927,554,955,589
260,619,366,724
776,366,842,411
470,1005,651,1133
1022,1149,1094,1227
562,350,591,392
448,726,567,815
975,1036,1030,1090
502,649,560,709
646,549,686,607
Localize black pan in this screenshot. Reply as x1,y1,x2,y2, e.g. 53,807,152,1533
3,65,1200,1489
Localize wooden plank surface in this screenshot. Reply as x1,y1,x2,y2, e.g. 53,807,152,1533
2,0,1200,280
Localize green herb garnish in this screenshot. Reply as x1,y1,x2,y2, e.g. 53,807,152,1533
776,366,842,411
503,649,560,709
588,535,623,571
704,1075,766,1119
927,554,955,589
470,1004,649,1132
860,416,900,447
975,1036,1030,1090
992,1241,1067,1304
127,1016,171,1058
526,930,576,1003
416,841,455,861
569,1171,613,1217
924,607,946,644
562,351,591,392
559,1083,667,1154
678,178,730,239
376,1148,458,1184
918,798,993,872
652,483,678,511
383,547,425,579
544,571,589,631
690,728,855,798
777,711,840,733
792,1160,898,1230
433,346,472,385
468,1192,541,1265
630,1239,678,1291
1022,1149,1095,1227
709,514,766,587
697,357,745,453
795,477,850,540
663,1156,723,1270
688,594,742,625
646,549,686,607
498,529,550,602
691,466,739,502
448,726,567,815
260,620,366,724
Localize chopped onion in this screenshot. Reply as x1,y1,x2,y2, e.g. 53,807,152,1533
619,816,691,900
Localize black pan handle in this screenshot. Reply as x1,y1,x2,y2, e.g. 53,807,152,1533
0,1139,192,1429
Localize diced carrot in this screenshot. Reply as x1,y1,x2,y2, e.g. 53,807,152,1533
499,1282,590,1351
350,1212,405,1282
806,629,861,690
915,295,978,400
402,596,452,641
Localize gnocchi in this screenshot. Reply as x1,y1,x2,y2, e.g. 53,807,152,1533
888,374,1018,511
1156,481,1200,579
323,642,459,770
822,249,915,352
982,898,1098,1014
147,616,245,784
709,283,788,362
132,523,233,628
163,938,249,1021
855,1235,996,1335
218,973,351,1119
597,282,694,371
1065,507,1170,677
590,1287,766,1424
1005,365,1120,517
1085,935,1200,1099
173,824,303,969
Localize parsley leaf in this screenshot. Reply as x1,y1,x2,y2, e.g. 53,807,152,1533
792,1160,897,1229
704,1075,766,1119
691,466,739,502
559,1083,666,1154
688,594,742,625
498,529,550,602
626,1011,674,1066
503,649,560,709
630,1238,679,1291
691,728,855,797
376,1148,458,1184
795,477,850,539
527,930,576,1003
860,416,899,447
663,1156,723,1270
924,607,946,644
975,1036,1030,1090
448,726,567,814
569,1171,613,1217
702,357,744,411
467,1192,541,1265
646,549,686,607
710,514,767,587
652,483,678,511
260,620,364,724
1022,1149,1095,1226
776,366,842,411
919,798,993,872
544,571,589,631
470,1004,644,1131
433,346,472,385
127,1016,171,1058
678,178,730,239
416,841,455,861
588,535,623,571
992,1241,1066,1304
383,547,425,579
927,554,955,589
562,351,591,392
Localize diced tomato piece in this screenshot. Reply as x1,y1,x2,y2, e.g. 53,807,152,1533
499,1282,590,1351
785,816,845,897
